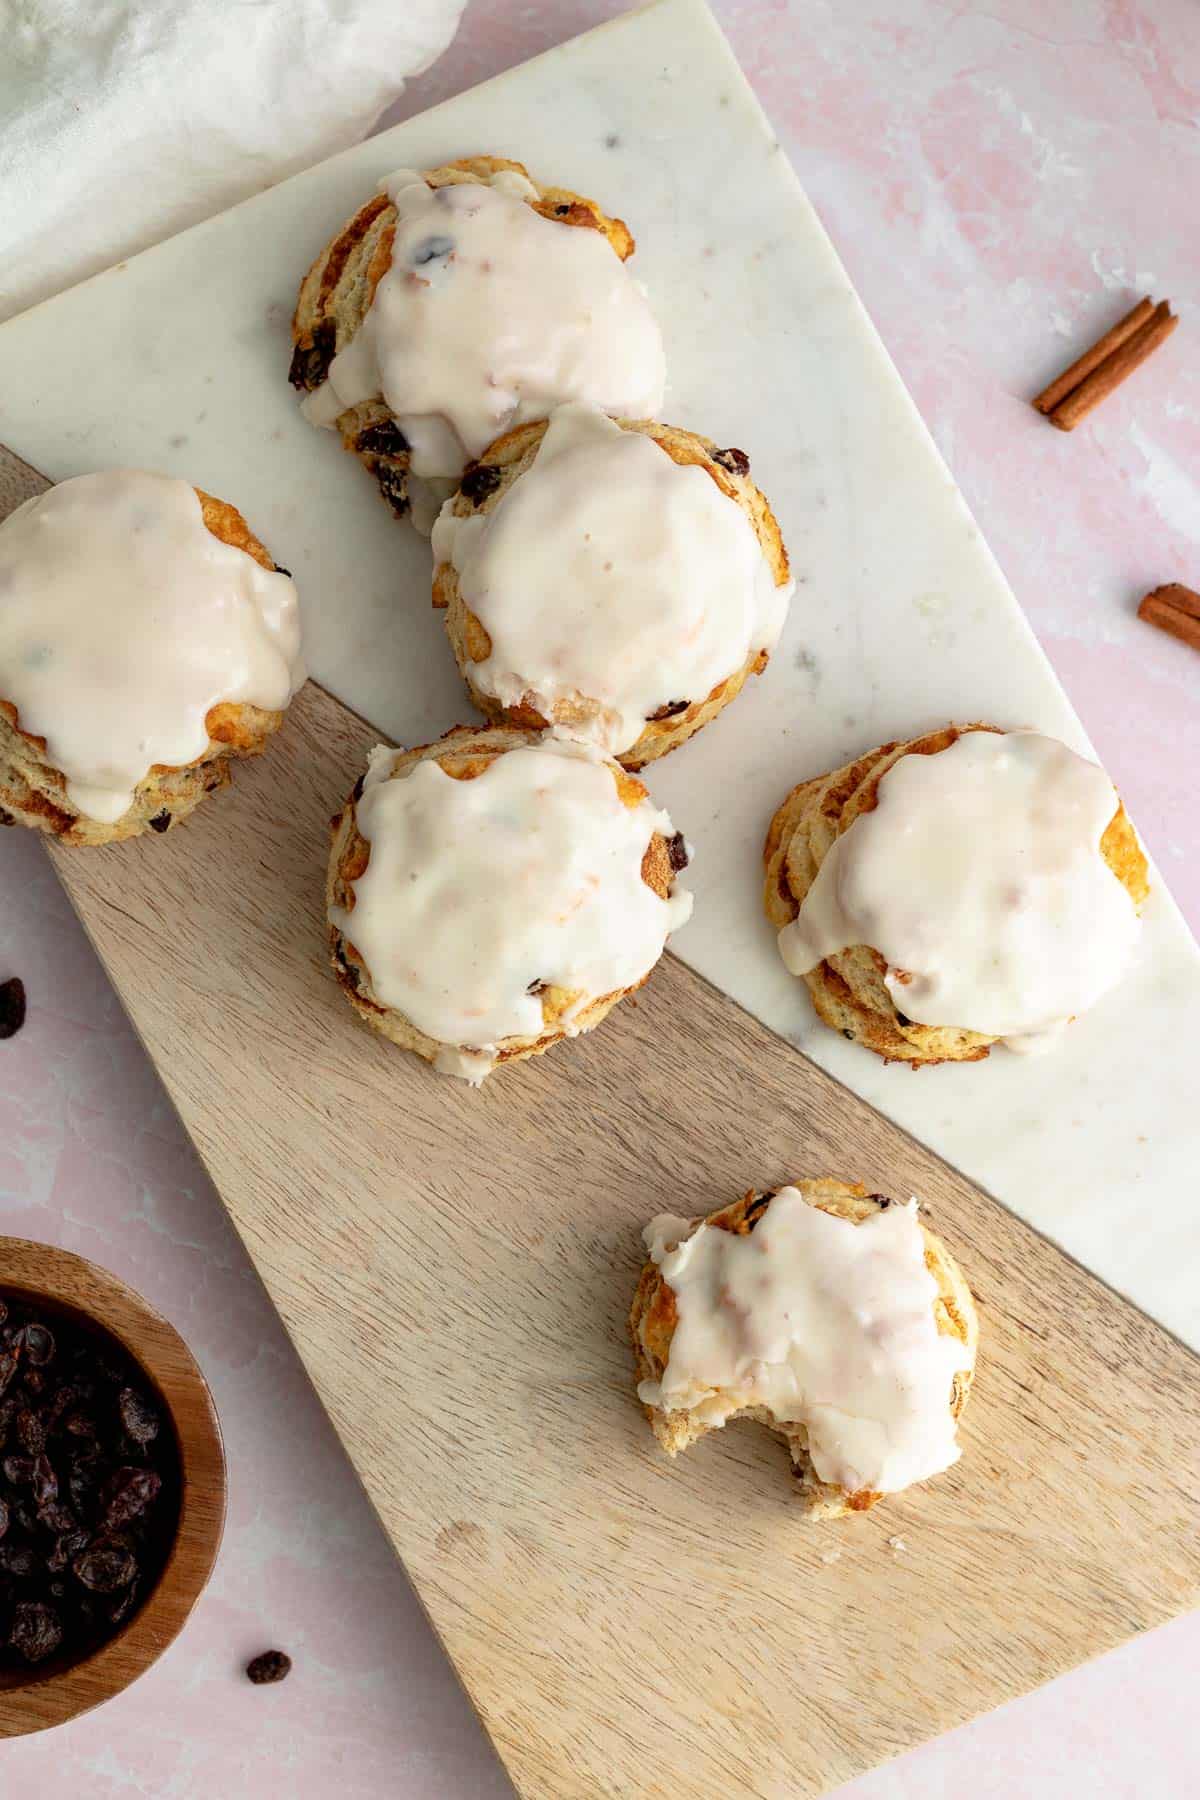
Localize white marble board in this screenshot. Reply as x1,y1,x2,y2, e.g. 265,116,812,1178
0,0,1196,1348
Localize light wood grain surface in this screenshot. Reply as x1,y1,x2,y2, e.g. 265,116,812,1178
3,449,1198,1797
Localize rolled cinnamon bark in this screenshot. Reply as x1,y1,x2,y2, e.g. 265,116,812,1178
1048,302,1177,431
1033,297,1155,415
1138,584,1200,653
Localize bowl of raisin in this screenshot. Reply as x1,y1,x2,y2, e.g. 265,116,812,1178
0,1239,225,1734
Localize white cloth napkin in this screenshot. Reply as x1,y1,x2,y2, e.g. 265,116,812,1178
0,0,466,323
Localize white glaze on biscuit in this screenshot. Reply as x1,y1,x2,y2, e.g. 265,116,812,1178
432,405,792,755
778,731,1140,1050
303,170,666,480
639,1190,970,1496
330,737,692,1078
0,471,303,823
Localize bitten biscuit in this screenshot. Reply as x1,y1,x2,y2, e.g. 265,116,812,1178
631,1179,978,1518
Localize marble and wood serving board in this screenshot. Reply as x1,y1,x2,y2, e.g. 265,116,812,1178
1,0,1199,1791
4,431,1200,1796
15,662,1200,1800
0,0,1196,1351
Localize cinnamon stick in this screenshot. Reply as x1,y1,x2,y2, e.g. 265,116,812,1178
1049,301,1178,431
1138,584,1200,653
1033,297,1155,415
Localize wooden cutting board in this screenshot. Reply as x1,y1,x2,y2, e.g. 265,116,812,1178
7,453,1198,1800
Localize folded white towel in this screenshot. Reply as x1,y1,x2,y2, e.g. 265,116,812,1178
0,0,466,323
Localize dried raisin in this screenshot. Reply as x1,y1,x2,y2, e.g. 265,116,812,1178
102,1467,161,1532
10,1599,62,1663
246,1649,292,1685
287,319,336,393
459,462,501,505
73,1540,137,1593
0,1292,178,1673
375,463,410,519
118,1388,159,1447
356,419,410,458
0,978,25,1040
665,833,690,873
712,446,750,476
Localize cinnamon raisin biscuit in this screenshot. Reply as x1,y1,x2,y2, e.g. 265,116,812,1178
0,470,303,846
631,1179,977,1518
327,725,692,1082
289,156,665,529
764,724,1149,1064
432,406,792,769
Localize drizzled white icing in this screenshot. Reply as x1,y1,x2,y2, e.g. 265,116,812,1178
330,737,692,1081
0,470,304,823
638,1190,970,1496
303,168,666,482
432,405,792,756
778,730,1141,1049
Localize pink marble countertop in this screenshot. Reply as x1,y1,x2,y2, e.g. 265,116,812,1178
2,2,1197,1794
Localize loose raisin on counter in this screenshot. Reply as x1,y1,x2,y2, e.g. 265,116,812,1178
246,1649,292,1685
0,978,26,1040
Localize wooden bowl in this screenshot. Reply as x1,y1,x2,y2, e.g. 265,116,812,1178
0,1239,226,1735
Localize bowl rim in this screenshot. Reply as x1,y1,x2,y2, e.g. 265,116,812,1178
0,1237,226,1737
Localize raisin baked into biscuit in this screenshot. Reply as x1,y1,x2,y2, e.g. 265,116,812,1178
631,1179,977,1518
290,156,666,530
327,726,692,1083
432,406,793,769
764,724,1149,1064
0,470,303,846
